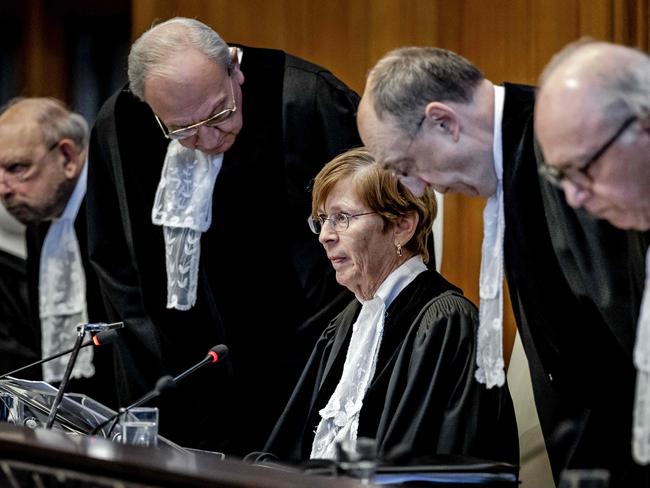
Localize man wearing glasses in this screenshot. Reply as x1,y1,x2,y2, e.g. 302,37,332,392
536,40,650,232
357,46,648,486
88,17,360,454
536,40,650,472
0,98,114,406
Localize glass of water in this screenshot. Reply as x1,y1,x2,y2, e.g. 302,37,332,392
338,437,378,484
120,407,159,447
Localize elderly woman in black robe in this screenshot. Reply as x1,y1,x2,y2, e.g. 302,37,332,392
265,147,518,466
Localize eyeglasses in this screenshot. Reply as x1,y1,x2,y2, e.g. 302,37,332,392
308,212,377,234
539,115,637,189
0,140,60,187
155,78,237,140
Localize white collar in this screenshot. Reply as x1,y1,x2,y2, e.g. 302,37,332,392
358,255,428,308
59,159,87,222
492,85,505,181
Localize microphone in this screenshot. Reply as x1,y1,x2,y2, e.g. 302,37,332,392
0,329,119,381
90,344,229,438
173,344,229,383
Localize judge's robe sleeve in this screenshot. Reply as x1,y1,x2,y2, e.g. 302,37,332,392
376,293,518,465
87,90,166,401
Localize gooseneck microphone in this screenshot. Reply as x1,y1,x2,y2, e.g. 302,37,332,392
90,344,229,438
0,329,119,381
173,344,229,383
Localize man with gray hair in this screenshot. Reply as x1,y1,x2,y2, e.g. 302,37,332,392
535,40,650,469
0,98,114,405
357,46,648,485
88,17,360,453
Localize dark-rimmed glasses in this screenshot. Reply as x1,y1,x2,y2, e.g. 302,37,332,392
155,78,237,140
0,140,60,186
308,212,377,234
539,115,637,188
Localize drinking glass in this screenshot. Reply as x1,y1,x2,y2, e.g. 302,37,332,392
120,407,159,447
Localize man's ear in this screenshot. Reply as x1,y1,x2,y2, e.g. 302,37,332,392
424,102,460,142
57,139,83,179
393,211,419,248
230,48,245,85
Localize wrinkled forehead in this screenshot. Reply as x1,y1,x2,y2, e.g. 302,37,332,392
0,121,44,159
144,50,229,110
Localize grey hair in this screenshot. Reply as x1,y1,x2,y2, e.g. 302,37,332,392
367,46,484,136
128,17,232,101
539,39,650,125
0,97,89,150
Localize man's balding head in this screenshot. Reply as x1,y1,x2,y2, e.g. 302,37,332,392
0,98,88,224
535,41,650,230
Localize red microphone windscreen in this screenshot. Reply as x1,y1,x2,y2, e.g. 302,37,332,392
92,329,119,347
207,344,229,363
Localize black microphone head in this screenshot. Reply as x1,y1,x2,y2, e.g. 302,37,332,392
154,375,177,394
92,329,119,346
208,344,229,363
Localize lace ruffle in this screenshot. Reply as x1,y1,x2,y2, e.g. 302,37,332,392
152,141,222,310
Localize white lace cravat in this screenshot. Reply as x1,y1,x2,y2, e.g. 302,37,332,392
475,85,506,389
152,141,223,311
632,248,650,464
310,256,427,459
39,162,93,383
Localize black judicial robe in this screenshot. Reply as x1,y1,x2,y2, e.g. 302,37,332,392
24,199,116,407
87,46,361,453
265,270,519,465
500,83,649,486
0,249,38,379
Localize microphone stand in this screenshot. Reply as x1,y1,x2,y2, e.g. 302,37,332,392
44,325,88,430
0,330,118,381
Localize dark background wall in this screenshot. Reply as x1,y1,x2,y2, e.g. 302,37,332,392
8,0,649,362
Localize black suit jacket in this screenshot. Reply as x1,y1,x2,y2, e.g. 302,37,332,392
500,83,649,486
87,46,361,453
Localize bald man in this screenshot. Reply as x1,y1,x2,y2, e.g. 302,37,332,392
536,40,650,231
0,98,114,406
536,40,650,473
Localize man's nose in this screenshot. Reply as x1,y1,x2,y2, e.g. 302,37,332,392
318,221,338,245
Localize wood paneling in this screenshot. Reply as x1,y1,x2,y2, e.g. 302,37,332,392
129,0,648,366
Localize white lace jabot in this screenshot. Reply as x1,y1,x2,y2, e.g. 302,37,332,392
310,256,427,460
475,85,506,389
39,161,93,383
152,141,223,311
633,248,650,464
